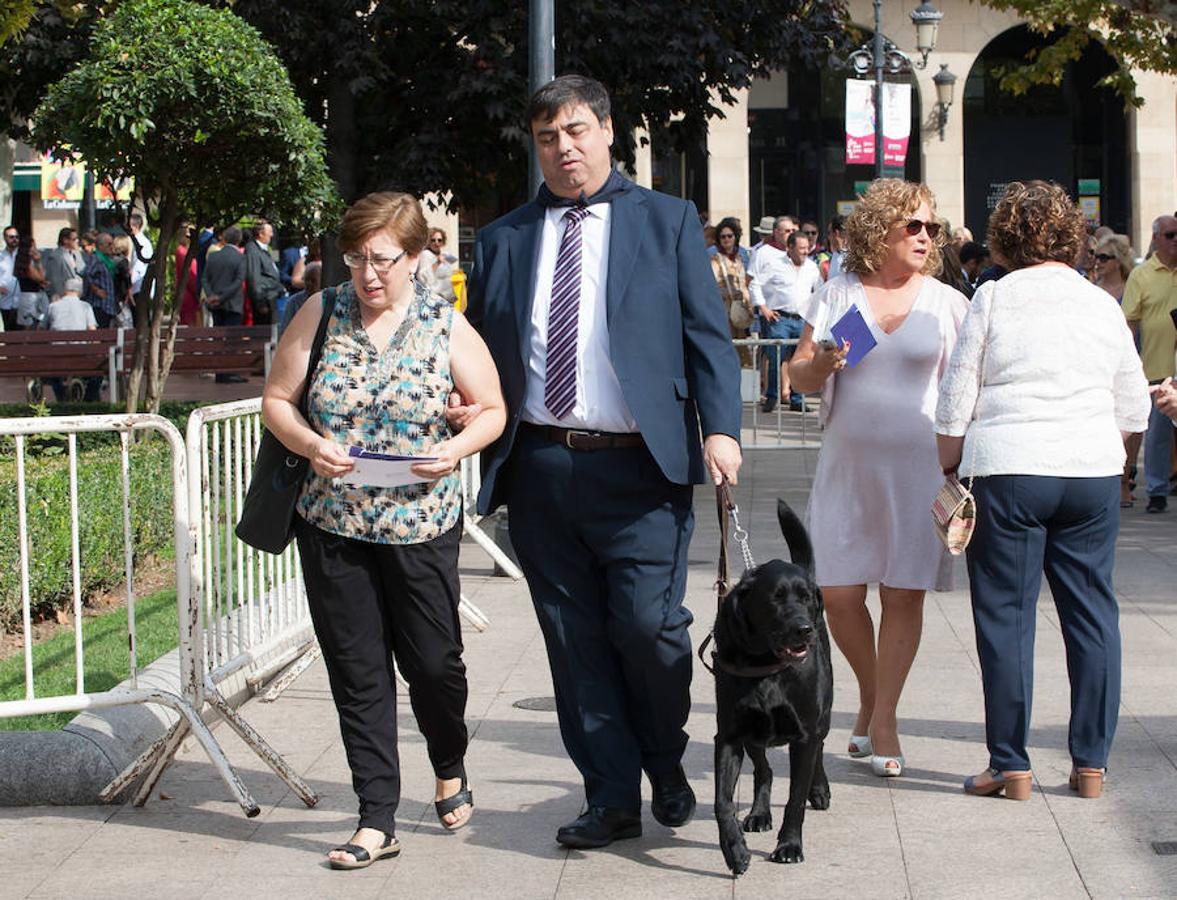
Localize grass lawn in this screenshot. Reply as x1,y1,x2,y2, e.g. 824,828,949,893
0,587,180,732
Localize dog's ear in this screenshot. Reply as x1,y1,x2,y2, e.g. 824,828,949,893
777,499,814,575
718,574,755,651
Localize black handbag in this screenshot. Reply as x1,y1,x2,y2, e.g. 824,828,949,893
235,288,336,554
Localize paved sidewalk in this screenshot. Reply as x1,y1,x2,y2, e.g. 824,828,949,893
2,444,1176,900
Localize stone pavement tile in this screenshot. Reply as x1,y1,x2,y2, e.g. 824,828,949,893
0,807,121,898
28,880,211,900
200,873,390,900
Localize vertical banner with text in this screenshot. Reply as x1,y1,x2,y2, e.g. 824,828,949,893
845,80,912,170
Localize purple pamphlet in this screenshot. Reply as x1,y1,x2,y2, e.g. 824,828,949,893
829,304,877,368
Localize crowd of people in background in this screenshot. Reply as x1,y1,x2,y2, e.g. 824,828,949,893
699,200,1177,515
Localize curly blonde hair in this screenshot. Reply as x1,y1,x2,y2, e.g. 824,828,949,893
987,181,1085,270
1093,233,1134,280
843,179,943,277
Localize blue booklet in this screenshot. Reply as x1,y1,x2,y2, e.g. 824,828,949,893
830,304,877,368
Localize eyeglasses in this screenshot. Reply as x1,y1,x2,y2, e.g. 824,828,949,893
802,229,819,237
1094,253,1115,263
429,236,445,243
342,249,407,274
1163,231,1177,241
718,232,736,240
903,219,942,239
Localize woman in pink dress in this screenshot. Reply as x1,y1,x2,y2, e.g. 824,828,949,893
175,231,201,326
788,179,969,778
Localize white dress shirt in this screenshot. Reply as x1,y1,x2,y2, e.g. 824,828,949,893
748,243,822,314
522,202,638,432
130,231,153,294
935,266,1150,477
0,247,17,311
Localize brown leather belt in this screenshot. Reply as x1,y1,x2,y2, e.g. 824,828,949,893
519,422,645,451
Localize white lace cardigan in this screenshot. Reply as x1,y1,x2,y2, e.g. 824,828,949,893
935,265,1150,478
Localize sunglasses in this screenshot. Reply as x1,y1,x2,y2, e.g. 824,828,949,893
1163,231,1177,241
903,219,941,239
802,229,819,237
1094,253,1115,263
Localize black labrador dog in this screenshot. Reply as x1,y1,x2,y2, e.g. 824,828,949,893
711,499,832,876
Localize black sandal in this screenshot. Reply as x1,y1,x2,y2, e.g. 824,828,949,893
328,831,400,870
434,775,474,831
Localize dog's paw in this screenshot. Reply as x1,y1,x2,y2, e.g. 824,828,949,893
808,782,831,810
741,810,773,832
719,820,752,876
769,839,805,865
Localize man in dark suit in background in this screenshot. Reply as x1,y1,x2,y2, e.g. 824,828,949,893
465,75,742,849
202,225,247,383
244,218,284,325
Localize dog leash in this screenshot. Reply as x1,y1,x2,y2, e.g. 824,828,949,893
700,482,786,678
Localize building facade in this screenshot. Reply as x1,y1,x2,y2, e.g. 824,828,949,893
645,0,1177,255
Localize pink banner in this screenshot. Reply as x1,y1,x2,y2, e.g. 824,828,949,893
845,80,911,168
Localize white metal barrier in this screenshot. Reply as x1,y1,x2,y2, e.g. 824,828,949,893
733,336,821,451
0,414,297,817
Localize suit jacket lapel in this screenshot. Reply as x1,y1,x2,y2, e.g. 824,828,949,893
606,189,647,323
510,203,545,366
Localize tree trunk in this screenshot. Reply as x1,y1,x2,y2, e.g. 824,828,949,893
140,192,179,415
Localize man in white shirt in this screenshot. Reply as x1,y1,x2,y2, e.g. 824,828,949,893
0,225,20,331
128,212,153,298
749,223,821,411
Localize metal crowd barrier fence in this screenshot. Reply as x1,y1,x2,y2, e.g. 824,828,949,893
0,413,296,817
732,336,822,451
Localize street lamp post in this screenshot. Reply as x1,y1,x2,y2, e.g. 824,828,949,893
529,0,555,197
847,0,944,179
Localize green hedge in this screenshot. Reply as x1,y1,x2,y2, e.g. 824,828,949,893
0,439,175,630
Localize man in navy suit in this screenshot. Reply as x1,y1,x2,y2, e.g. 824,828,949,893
464,75,742,849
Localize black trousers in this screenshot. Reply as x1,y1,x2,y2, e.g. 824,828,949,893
295,515,468,835
505,430,695,811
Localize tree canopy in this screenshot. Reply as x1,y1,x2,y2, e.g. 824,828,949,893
980,0,1177,105
229,0,853,210
32,0,341,411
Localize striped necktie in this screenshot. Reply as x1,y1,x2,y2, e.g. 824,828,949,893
544,205,591,419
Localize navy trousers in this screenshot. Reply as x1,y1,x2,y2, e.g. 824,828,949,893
505,429,695,811
966,475,1121,772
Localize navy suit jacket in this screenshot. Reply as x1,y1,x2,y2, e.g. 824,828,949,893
467,183,742,515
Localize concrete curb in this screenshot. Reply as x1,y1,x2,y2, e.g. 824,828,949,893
0,622,314,807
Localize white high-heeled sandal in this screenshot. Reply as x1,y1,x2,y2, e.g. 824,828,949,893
848,735,873,758
870,754,905,777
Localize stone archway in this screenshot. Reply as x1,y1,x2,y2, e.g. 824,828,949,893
962,25,1130,237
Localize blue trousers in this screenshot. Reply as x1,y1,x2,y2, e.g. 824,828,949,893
966,475,1121,771
1143,389,1176,498
505,429,695,811
761,314,804,406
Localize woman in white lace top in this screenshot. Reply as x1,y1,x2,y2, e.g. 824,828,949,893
935,181,1150,802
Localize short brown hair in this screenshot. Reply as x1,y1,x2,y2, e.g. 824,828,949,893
987,181,1085,271
338,192,428,256
843,179,943,277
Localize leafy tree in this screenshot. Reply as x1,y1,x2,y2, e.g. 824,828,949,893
0,3,113,140
230,0,853,211
980,0,1177,105
33,0,341,413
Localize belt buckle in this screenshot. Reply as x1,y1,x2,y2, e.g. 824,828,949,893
564,428,593,450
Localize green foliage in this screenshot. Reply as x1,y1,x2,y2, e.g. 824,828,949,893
0,586,180,731
229,0,852,208
979,0,1177,106
0,440,175,630
32,0,341,234
0,2,112,140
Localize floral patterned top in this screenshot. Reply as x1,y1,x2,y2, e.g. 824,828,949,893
297,280,461,544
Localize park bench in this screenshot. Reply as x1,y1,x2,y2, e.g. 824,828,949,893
0,324,278,403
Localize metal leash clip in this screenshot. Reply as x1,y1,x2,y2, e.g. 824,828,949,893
728,503,756,571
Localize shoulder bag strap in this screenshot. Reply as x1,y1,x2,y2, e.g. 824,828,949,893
297,287,336,421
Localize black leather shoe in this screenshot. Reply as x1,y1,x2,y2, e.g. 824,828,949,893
761,397,777,413
1147,495,1167,514
649,765,696,827
556,806,641,849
